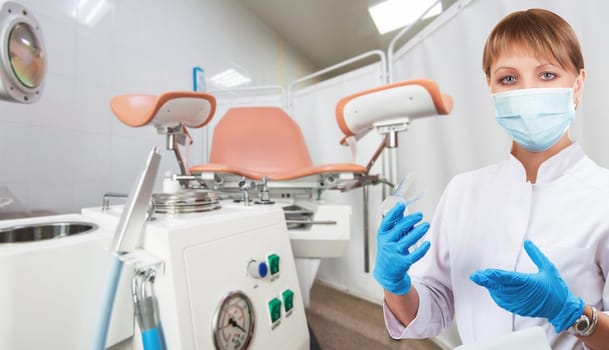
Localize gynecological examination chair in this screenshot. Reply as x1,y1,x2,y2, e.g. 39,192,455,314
110,78,452,308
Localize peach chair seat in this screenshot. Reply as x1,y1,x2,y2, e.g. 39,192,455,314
189,107,367,181
111,91,216,128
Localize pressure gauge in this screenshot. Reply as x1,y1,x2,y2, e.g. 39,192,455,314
213,291,255,350
0,1,46,103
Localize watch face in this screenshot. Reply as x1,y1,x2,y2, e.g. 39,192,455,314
576,319,590,332
571,314,591,335
213,291,255,350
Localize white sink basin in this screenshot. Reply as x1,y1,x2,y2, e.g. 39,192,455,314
0,214,132,349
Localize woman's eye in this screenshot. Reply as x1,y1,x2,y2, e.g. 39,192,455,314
540,72,556,80
499,75,517,85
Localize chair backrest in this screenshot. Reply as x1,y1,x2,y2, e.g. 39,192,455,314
209,107,315,174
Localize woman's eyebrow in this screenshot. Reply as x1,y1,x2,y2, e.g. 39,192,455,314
492,66,515,74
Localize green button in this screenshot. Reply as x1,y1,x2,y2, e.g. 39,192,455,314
268,254,280,276
268,298,282,323
282,289,294,312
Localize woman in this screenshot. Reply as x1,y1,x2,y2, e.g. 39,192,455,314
373,8,609,350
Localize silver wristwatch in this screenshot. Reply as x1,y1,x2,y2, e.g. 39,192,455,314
568,306,598,337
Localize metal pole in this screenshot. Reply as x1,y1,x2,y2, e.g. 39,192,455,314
363,185,370,273
381,130,399,199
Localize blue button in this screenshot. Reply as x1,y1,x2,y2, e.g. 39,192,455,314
258,262,268,277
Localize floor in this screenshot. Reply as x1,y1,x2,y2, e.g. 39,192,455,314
306,281,444,350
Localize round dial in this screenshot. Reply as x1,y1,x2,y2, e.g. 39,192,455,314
213,291,255,350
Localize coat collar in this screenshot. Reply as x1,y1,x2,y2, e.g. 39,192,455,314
507,143,585,184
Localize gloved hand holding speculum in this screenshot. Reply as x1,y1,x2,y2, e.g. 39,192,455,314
373,202,431,295
470,240,584,332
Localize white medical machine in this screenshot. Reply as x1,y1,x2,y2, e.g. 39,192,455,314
0,77,451,349
0,157,309,350
84,177,309,349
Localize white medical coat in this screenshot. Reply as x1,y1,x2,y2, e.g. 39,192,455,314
383,144,609,350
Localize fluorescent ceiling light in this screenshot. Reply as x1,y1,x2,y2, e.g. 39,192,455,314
209,69,252,88
369,0,442,35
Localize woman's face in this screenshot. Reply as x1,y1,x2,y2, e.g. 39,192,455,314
488,47,585,103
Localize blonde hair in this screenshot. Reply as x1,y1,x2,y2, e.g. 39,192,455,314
482,9,584,77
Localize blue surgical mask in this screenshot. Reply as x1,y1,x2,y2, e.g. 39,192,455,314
493,88,575,152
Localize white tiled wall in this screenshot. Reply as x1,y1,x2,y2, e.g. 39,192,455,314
0,0,314,216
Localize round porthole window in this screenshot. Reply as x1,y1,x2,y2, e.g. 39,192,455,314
0,2,46,103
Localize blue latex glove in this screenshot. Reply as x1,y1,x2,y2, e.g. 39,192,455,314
470,240,584,332
373,202,431,295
